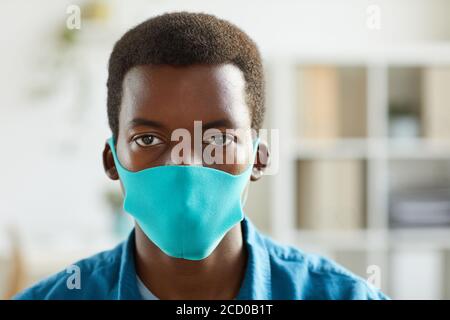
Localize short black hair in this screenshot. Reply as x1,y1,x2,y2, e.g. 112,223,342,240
107,11,265,141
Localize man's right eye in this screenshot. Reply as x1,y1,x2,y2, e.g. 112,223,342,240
134,135,163,147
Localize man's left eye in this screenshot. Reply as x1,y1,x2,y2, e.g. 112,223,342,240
204,134,235,146
134,135,163,147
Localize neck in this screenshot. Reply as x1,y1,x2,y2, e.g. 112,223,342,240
134,222,248,300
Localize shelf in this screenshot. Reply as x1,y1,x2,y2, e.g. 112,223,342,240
389,227,450,249
292,229,388,251
286,44,450,65
291,138,368,159
268,56,450,299
291,227,450,251
290,138,450,159
388,139,450,159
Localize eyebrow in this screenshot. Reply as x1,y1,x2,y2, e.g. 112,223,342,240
127,118,235,130
127,118,166,130
202,119,235,130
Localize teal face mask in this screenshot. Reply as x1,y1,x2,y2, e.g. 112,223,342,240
108,137,259,260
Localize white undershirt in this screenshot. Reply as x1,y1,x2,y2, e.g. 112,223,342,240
136,274,159,300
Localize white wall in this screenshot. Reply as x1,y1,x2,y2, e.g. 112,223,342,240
1,0,449,263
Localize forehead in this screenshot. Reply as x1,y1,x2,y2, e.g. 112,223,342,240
119,63,251,132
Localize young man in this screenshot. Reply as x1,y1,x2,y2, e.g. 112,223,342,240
15,12,388,300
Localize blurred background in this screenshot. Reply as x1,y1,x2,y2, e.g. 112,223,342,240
1,0,450,299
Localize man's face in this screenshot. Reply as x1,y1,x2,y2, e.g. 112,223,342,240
104,63,266,180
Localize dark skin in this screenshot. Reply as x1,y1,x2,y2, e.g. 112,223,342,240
102,63,269,299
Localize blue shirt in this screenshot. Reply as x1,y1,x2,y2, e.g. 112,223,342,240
14,217,389,300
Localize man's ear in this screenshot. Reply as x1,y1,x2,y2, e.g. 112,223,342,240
251,141,270,182
103,140,119,180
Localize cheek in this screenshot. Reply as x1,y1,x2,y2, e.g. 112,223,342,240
233,163,251,175
118,140,168,171
205,142,252,173
129,145,169,169
210,163,248,175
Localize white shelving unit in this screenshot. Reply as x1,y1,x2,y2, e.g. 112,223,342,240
264,45,450,298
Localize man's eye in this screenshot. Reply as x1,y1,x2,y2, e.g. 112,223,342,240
134,135,163,147
204,134,235,146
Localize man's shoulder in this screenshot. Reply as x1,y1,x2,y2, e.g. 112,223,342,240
260,234,389,300
13,242,125,300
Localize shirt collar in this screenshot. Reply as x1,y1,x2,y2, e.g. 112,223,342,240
117,217,272,300
117,229,142,300
236,217,272,300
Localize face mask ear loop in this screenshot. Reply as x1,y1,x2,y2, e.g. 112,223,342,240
241,137,260,207
108,137,118,163
241,182,250,207
108,136,126,172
